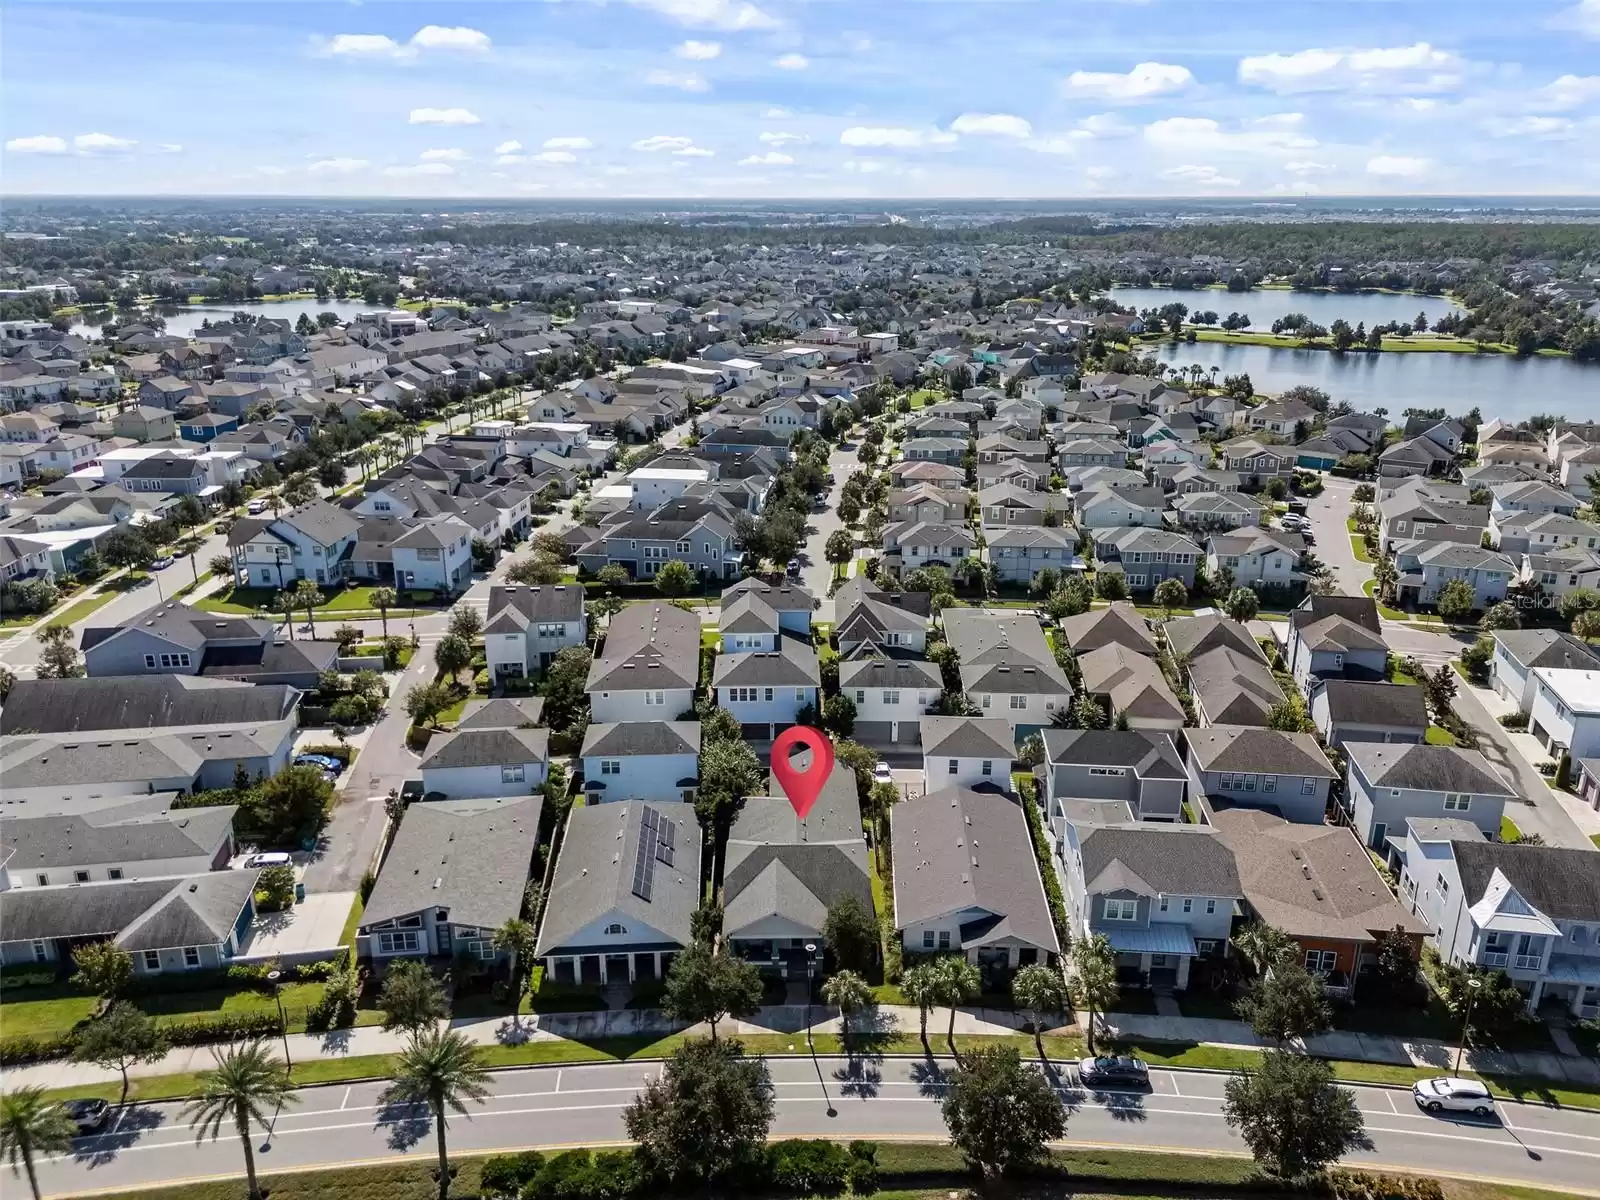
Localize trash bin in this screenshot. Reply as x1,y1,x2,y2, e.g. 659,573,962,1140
294,882,306,905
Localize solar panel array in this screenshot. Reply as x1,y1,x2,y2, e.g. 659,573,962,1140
630,806,678,901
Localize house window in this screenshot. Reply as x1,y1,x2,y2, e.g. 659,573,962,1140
1219,773,1234,789
1089,767,1127,777
1262,775,1277,794
108,868,123,880
183,948,201,969
1301,779,1316,795
795,688,806,702
145,654,157,668
1159,896,1169,912
1444,793,1471,811
74,871,90,883
604,923,627,935
600,760,621,776
143,950,160,971
981,760,993,776
1182,898,1194,914
884,689,901,705
981,694,992,708
1437,875,1449,901
1009,694,1026,710
645,690,666,707
764,687,775,702
31,940,48,963
1103,898,1138,921
377,929,423,955
502,764,526,785
855,690,866,704
937,931,951,950
35,873,48,887
1305,949,1338,975
948,759,960,775
1206,899,1217,914
923,931,935,949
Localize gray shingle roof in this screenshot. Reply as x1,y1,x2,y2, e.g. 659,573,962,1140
361,797,541,931
1187,725,1337,778
581,720,700,758
920,715,1016,760
1058,603,1157,656
116,870,262,952
0,676,297,735
1080,825,1243,898
586,602,700,691
2,795,235,873
1040,728,1186,778
1317,680,1428,728
455,696,546,731
1346,743,1515,796
0,871,259,949
484,583,585,634
1493,629,1600,673
1164,613,1266,663
1453,839,1600,922
420,727,549,771
712,634,820,687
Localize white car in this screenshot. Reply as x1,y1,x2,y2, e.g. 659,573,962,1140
247,499,268,515
872,761,893,783
243,852,293,870
1412,1077,1494,1116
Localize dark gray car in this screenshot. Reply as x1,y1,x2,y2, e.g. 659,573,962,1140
1077,1055,1150,1087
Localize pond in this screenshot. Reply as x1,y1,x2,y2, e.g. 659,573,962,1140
1109,286,1460,333
69,298,383,339
1150,340,1599,422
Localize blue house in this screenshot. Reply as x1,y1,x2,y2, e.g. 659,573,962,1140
179,411,240,444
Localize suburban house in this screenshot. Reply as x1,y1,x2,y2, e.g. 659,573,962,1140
419,726,550,799
1165,614,1280,728
722,763,872,976
586,602,700,723
1059,602,1157,657
711,636,821,739
357,796,541,962
1308,680,1429,749
483,584,588,685
227,500,361,589
1285,595,1387,688
1218,437,1295,486
919,716,1016,790
1344,742,1514,851
1395,837,1600,1017
1528,667,1600,763
1077,644,1185,732
1492,631,1600,715
1213,808,1424,998
1095,527,1202,593
1391,541,1515,610
1074,485,1168,531
1172,491,1264,531
1058,823,1241,990
1206,527,1303,591
580,721,700,805
891,786,1060,976
841,655,941,747
833,577,928,654
535,800,701,986
1186,726,1338,826
1039,728,1188,823
80,606,336,689
0,793,237,889
943,609,1073,736
987,525,1080,584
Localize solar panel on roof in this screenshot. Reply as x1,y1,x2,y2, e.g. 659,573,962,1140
632,805,660,901
657,816,676,867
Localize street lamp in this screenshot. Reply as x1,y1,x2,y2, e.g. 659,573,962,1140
803,943,817,1049
1453,976,1484,1075
266,969,292,1070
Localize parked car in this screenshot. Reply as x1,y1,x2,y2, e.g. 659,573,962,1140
247,499,268,515
1412,1077,1494,1116
1077,1055,1150,1087
60,1099,109,1134
786,558,801,576
149,555,175,570
243,852,293,869
872,761,893,783
295,753,344,774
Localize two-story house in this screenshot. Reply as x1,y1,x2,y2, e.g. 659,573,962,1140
419,726,550,798
1308,680,1428,750
484,583,588,684
1040,728,1188,823
841,655,941,747
586,601,700,722
1218,437,1295,487
919,715,1016,790
1171,491,1264,532
1345,742,1514,851
1074,485,1168,531
1392,541,1515,610
1096,527,1202,593
1285,594,1386,689
833,577,929,655
944,609,1073,737
580,721,700,805
711,635,821,740
1207,527,1303,592
227,500,362,589
1186,726,1338,826
1491,630,1600,715
987,526,1080,585
1528,667,1600,762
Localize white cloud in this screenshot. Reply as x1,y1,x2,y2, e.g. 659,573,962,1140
535,150,579,163
618,0,779,31
1159,164,1241,187
495,140,523,155
1063,62,1193,102
1238,43,1462,93
308,157,370,173
842,159,888,173
384,162,455,177
675,40,722,59
950,112,1033,138
319,26,491,59
157,143,183,154
675,145,715,157
545,136,594,150
1484,115,1576,140
739,151,794,165
5,135,68,154
497,154,527,165
839,126,956,148
773,53,809,70
1367,154,1431,177
74,132,137,152
759,131,807,145
1285,160,1333,174
409,25,492,52
1533,74,1600,110
1077,113,1135,138
421,148,468,161
633,135,695,151
1025,138,1080,155
645,69,710,91
409,107,481,125
763,107,792,118
1550,0,1600,37
1144,114,1314,154
1401,98,1439,112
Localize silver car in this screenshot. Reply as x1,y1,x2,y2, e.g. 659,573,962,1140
1412,1076,1494,1116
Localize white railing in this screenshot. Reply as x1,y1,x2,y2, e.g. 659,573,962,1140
1515,954,1543,971
1481,951,1509,968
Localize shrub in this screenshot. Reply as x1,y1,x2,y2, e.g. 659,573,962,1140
0,1032,77,1065
1497,712,1530,730
766,1139,852,1196
482,1151,545,1198
299,743,354,764
521,1148,647,1200
161,1011,283,1046
0,965,58,991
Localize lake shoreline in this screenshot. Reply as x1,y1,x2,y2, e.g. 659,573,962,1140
1137,329,1578,360
1109,282,1454,299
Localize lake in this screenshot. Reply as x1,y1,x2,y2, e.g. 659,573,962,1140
1151,340,1598,422
1109,286,1460,333
70,298,382,339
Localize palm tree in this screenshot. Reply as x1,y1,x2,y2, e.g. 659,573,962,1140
181,1040,297,1200
1,1086,79,1200
492,917,537,1014
292,579,324,641
371,586,398,638
935,955,981,1061
381,1029,491,1200
821,969,872,1056
1011,964,1068,1062
901,963,942,1053
273,589,297,641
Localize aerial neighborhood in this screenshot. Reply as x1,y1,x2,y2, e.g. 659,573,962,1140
3,224,1600,1191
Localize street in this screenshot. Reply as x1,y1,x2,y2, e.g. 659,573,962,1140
33,1056,1600,1196
1306,474,1372,597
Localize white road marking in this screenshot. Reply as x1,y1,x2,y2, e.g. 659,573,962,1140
1167,1070,1182,1097
555,1069,563,1093
1386,1092,1400,1115
340,1087,351,1111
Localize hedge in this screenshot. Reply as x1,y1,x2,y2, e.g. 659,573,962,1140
0,1010,286,1065
0,965,57,991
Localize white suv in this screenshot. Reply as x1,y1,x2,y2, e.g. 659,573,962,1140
1412,1077,1494,1116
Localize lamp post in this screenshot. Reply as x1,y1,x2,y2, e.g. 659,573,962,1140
266,969,292,1069
803,943,817,1050
1453,976,1484,1075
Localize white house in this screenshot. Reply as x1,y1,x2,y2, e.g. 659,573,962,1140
419,727,550,798
919,716,1016,789
586,602,700,723
1491,631,1600,714
1529,667,1600,761
580,721,700,805
484,584,588,684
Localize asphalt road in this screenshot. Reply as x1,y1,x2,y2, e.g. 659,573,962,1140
1305,474,1373,598
35,1056,1600,1196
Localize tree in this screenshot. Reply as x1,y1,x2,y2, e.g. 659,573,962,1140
654,559,695,597
695,736,763,831
283,473,318,506
1435,577,1476,620
1152,576,1187,618
434,631,474,678
1067,690,1110,731
1068,933,1118,1054
73,1002,170,1102
1266,696,1313,733
1479,601,1520,632
1432,961,1527,1034
821,969,872,1051
1364,925,1422,1006
1094,571,1127,601
940,1044,1066,1179
334,623,363,654
1223,1050,1366,1178
1236,960,1332,1044
596,563,629,589
1234,922,1297,976
447,604,483,641
540,646,593,731
253,763,334,842
661,942,763,1044
1224,586,1260,623
823,895,879,974
935,954,981,1059
379,959,450,1033
0,1086,79,1200
183,1040,299,1200
506,556,562,585
209,554,235,582
292,578,324,638
624,1038,774,1186
1425,662,1459,717
901,962,942,1052
35,622,83,680
405,679,454,727
492,917,537,1006
821,692,857,737
0,666,13,701
70,940,133,1010
273,589,298,639
381,1029,491,1200
1574,608,1600,641
824,529,855,576
101,525,155,572
1011,964,1068,1060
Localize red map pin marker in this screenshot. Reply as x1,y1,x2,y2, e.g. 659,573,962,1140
771,725,835,820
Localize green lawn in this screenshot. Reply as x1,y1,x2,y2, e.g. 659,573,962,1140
1426,725,1459,746
197,584,434,618
52,589,120,626
0,980,347,1040
1351,535,1373,563
1502,814,1524,842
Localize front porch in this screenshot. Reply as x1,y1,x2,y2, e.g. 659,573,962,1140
1102,922,1199,989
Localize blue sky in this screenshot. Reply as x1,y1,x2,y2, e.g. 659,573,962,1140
4,0,1599,198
